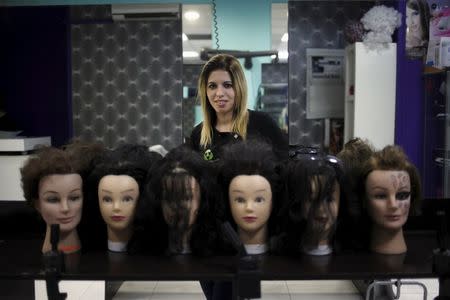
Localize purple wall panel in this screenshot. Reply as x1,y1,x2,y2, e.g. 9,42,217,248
1,6,71,147
395,0,425,173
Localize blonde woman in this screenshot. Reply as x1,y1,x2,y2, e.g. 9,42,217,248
190,54,288,161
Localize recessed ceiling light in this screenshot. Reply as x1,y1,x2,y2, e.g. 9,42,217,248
183,51,199,58
184,10,200,21
182,33,188,41
278,50,288,59
281,33,288,42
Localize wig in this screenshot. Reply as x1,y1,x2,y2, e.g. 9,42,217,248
352,145,422,251
197,54,249,148
21,141,104,208
82,143,162,252
216,139,285,252
135,144,220,256
277,147,346,255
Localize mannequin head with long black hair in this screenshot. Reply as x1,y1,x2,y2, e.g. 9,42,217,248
137,144,219,256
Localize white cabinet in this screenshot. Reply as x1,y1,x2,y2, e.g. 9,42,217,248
344,42,397,149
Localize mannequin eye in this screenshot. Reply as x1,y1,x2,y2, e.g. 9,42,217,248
102,196,112,203
234,197,246,203
45,196,60,203
255,196,265,203
396,191,411,200
373,193,387,200
69,195,81,202
123,195,134,202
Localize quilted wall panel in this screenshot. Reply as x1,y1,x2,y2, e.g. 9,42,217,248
71,6,183,150
288,1,373,147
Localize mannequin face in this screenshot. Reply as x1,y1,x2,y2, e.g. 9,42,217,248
229,175,272,235
365,170,411,231
98,175,139,232
36,174,83,233
303,177,340,239
161,176,201,227
406,5,424,46
207,70,236,118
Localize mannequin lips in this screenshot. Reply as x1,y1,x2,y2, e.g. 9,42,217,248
58,217,74,224
243,216,257,223
111,216,126,222
385,215,401,221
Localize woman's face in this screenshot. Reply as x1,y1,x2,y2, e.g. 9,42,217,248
206,69,236,118
406,6,423,45
161,176,201,227
98,175,139,232
36,174,83,233
229,175,272,235
303,177,340,239
365,170,411,231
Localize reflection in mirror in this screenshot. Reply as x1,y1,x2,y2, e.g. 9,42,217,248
181,3,288,139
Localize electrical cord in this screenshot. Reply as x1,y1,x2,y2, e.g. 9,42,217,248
212,0,220,50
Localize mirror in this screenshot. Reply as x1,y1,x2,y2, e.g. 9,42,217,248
181,3,289,139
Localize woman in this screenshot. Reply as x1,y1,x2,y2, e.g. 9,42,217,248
20,141,103,254
406,0,430,59
355,145,421,254
190,54,288,162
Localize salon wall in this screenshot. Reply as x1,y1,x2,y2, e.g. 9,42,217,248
71,5,183,149
288,1,373,147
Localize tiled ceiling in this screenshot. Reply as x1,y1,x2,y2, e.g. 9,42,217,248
182,3,288,63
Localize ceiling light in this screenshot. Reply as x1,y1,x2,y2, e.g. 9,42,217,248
278,51,288,59
183,51,199,58
184,10,200,21
182,33,188,41
281,33,288,42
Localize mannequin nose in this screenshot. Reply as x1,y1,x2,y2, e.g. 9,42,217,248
112,200,120,211
245,202,254,212
60,199,69,212
387,196,399,209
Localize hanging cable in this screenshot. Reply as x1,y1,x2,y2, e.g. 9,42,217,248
212,0,220,50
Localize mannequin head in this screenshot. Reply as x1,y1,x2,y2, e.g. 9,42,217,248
218,140,282,251
87,143,159,252
143,145,217,255
20,143,101,253
359,145,421,254
406,0,430,49
283,148,344,255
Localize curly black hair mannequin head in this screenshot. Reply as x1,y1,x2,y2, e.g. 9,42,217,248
217,139,284,254
82,143,161,252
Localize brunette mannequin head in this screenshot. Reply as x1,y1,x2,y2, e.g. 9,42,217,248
358,145,421,254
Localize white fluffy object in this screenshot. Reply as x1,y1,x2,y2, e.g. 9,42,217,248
361,5,402,49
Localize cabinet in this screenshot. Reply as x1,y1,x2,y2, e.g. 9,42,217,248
423,69,450,198
344,42,397,150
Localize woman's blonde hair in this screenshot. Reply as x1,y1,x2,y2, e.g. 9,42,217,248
197,54,249,148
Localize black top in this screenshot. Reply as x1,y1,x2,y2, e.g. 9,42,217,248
190,110,288,161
